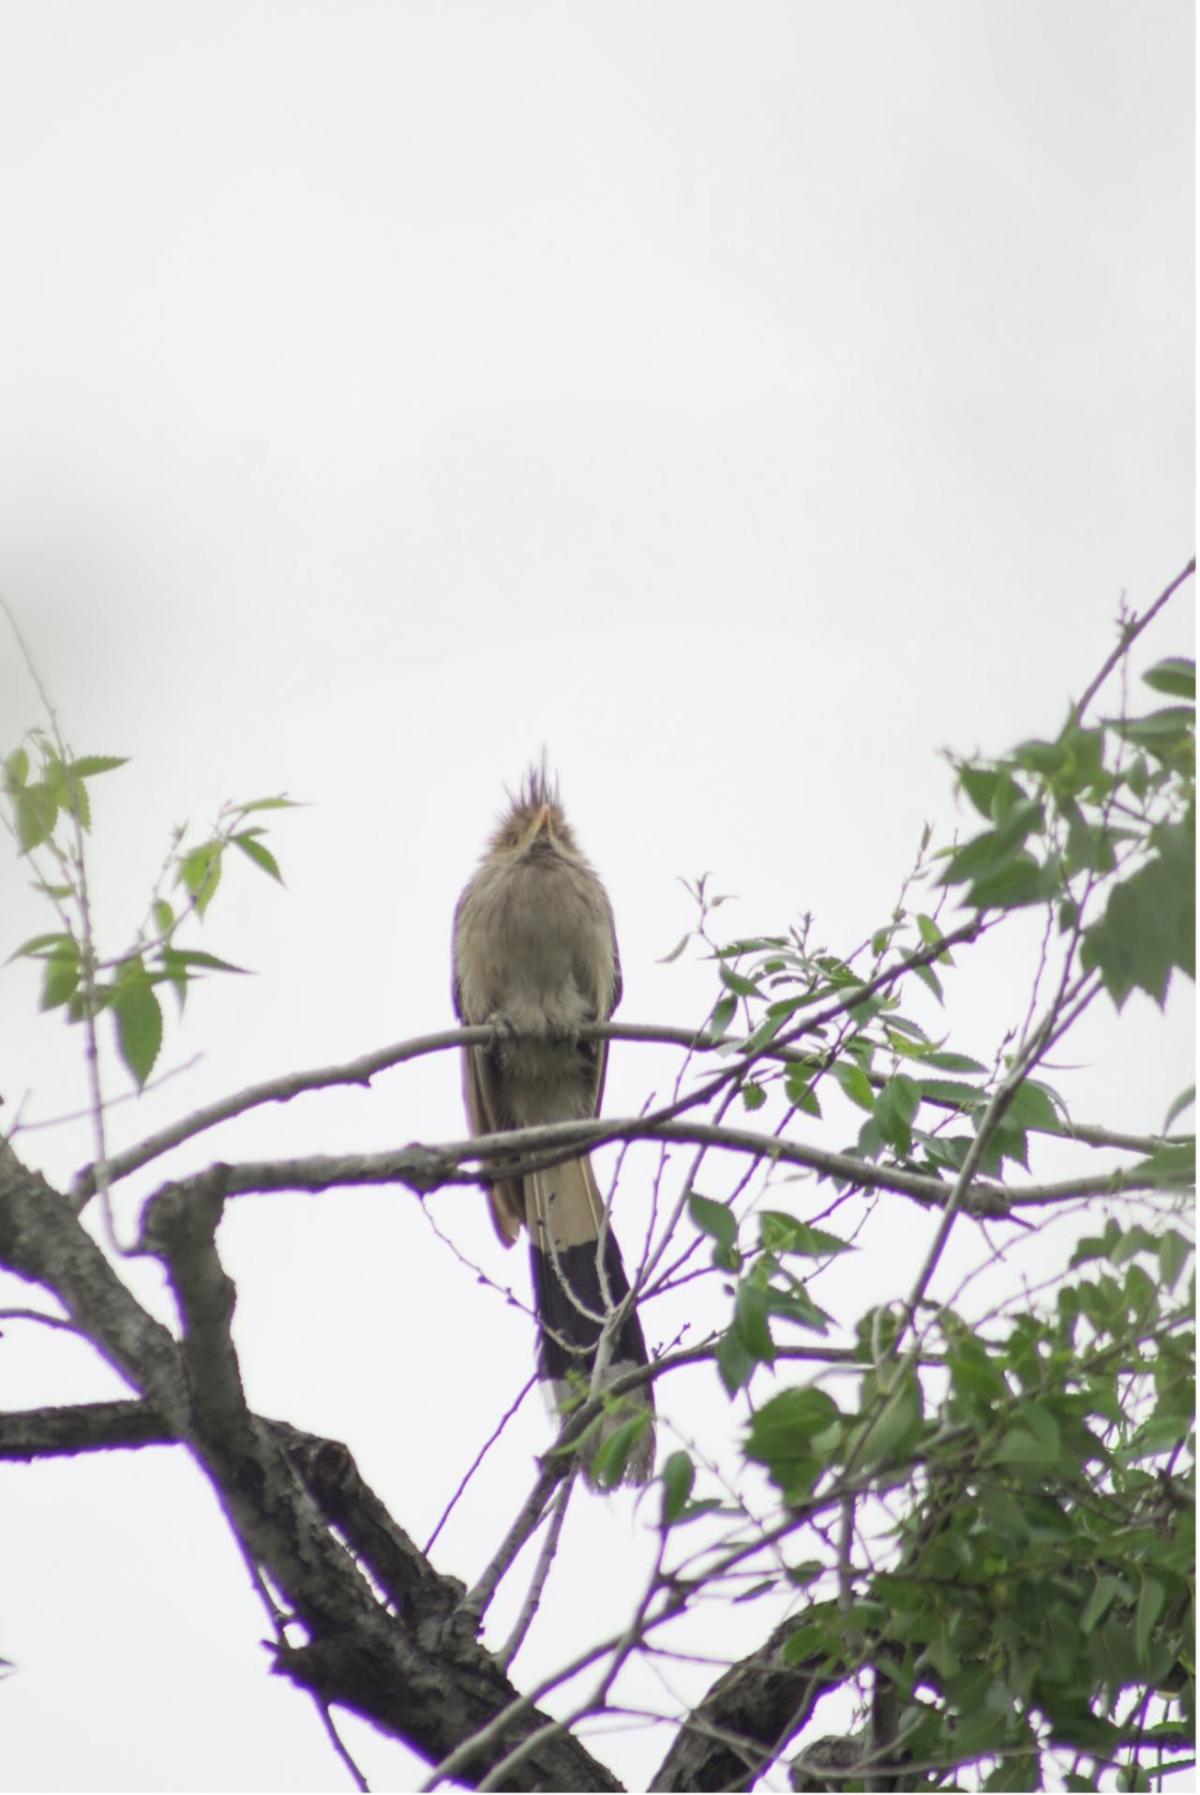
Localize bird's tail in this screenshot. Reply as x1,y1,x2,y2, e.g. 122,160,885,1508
526,1155,655,1487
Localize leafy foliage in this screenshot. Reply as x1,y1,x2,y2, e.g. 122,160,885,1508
661,644,1195,1789
3,727,296,1087
1,587,1194,1793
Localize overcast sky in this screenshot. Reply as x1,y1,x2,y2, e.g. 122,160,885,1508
0,4,1193,1791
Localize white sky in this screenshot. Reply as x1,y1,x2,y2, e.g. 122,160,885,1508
0,4,1193,1791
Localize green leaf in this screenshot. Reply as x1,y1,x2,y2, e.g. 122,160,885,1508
7,931,76,961
781,1612,839,1666
833,1060,875,1112
1127,1141,1195,1186
111,967,163,1088
1142,656,1195,700
758,1212,851,1257
68,754,129,778
1158,1228,1192,1291
873,1074,919,1152
1082,816,1195,1007
178,841,223,917
740,1080,767,1112
783,1063,822,1116
1163,1084,1195,1131
233,831,284,883
152,899,174,936
40,946,80,1012
1004,1079,1064,1133
719,963,760,998
14,783,57,852
4,746,29,787
940,800,1044,888
230,795,299,813
1107,705,1194,763
947,1332,1009,1408
911,960,944,1003
957,763,1027,823
158,947,250,976
660,1451,695,1526
915,912,949,953
715,1326,755,1394
709,993,737,1041
967,850,1058,912
1135,1575,1166,1666
733,1279,775,1364
745,1386,842,1497
764,1280,831,1335
924,1050,988,1073
1080,1577,1123,1637
915,1077,985,1113
688,1192,738,1267
589,1408,653,1490
846,1370,924,1472
657,933,691,965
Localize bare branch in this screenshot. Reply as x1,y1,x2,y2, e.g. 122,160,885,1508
1069,557,1195,729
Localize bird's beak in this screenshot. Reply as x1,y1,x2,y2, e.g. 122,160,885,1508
535,803,554,837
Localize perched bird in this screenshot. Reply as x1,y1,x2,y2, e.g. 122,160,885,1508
451,764,655,1486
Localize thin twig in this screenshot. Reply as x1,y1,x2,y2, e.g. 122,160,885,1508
497,1474,575,1670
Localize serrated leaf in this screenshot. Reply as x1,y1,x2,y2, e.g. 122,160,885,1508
688,1192,738,1265
233,831,284,883
15,783,57,852
911,960,944,1003
111,970,163,1087
159,947,250,976
759,1211,851,1257
1142,656,1195,699
924,1050,988,1073
40,948,81,1011
834,1060,875,1112
967,851,1057,911
915,912,948,951
783,1064,822,1116
230,795,299,813
745,1386,841,1496
719,963,760,998
68,755,129,778
916,1077,986,1112
716,1326,755,1394
178,842,223,917
734,1279,774,1363
709,993,737,1041
7,931,75,962
1127,1141,1195,1186
941,800,1044,888
1004,1079,1064,1132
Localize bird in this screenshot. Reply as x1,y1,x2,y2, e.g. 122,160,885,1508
451,763,655,1487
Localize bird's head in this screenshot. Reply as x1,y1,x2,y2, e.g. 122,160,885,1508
488,761,582,861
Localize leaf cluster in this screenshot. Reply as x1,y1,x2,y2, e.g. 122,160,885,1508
4,731,296,1087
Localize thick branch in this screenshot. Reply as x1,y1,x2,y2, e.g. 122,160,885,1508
0,1143,623,1791
650,1614,843,1791
130,1115,1184,1241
